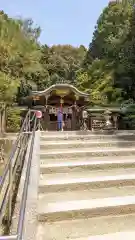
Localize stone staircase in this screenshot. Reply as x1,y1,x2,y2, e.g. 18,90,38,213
36,131,135,240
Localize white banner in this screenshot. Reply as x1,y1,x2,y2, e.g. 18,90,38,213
49,107,72,114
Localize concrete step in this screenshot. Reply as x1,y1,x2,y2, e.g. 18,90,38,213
39,168,135,193
40,140,135,150
68,232,135,240
40,155,135,164
40,158,135,174
40,147,135,159
74,232,135,240
38,186,135,203
36,216,135,240
41,130,135,136
38,195,135,222
41,131,111,136
40,133,135,142
36,213,135,239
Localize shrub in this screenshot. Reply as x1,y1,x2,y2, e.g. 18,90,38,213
6,107,21,132
121,104,135,129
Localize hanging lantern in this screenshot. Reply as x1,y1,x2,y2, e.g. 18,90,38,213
60,98,64,104
36,110,42,119
74,101,77,108
75,95,79,101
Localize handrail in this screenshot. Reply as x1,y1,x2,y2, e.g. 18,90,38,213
0,110,31,188
17,117,37,240
0,236,17,240
0,109,39,239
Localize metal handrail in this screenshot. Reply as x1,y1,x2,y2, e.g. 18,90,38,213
17,117,37,240
0,110,31,188
0,109,39,239
0,236,17,240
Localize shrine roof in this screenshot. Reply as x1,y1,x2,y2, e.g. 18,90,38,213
31,84,89,97
87,107,120,113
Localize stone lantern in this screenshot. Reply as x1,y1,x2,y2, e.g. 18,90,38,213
104,109,112,129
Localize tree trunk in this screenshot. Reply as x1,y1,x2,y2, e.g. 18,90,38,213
1,105,6,135
0,110,2,135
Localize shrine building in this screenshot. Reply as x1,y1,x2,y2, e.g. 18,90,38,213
25,84,90,131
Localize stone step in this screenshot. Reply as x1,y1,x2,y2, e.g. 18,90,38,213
38,186,135,203
69,232,135,240
38,195,135,222
40,147,135,159
40,133,135,142
36,213,135,240
40,155,135,164
41,131,110,136
40,140,135,150
41,130,135,136
40,158,135,174
39,168,135,193
36,219,135,240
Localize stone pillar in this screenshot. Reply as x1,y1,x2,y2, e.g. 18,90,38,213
113,115,118,129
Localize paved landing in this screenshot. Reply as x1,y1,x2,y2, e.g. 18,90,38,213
73,232,135,240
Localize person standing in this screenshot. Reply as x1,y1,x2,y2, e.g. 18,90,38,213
57,109,63,131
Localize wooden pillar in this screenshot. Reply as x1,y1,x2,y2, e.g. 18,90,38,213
45,107,50,131
72,95,79,131
113,115,118,129
88,114,92,130
44,95,50,131
72,106,76,130
76,108,80,130
60,98,64,131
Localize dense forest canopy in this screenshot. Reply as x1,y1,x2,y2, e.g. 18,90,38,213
1,0,135,107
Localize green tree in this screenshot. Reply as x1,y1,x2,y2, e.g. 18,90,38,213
81,0,135,105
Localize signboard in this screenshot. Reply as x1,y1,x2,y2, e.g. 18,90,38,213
92,119,105,130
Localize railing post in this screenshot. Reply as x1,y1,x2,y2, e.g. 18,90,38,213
28,111,31,132
8,156,13,227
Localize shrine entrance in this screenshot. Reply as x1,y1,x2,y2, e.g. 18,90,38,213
26,84,89,131
48,106,73,131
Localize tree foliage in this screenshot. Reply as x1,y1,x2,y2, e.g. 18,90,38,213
0,11,42,104
2,1,135,109
40,44,87,87
79,0,135,105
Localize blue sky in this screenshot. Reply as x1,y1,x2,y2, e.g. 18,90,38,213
1,0,110,47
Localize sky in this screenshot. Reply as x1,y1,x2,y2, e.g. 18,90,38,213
1,0,110,47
